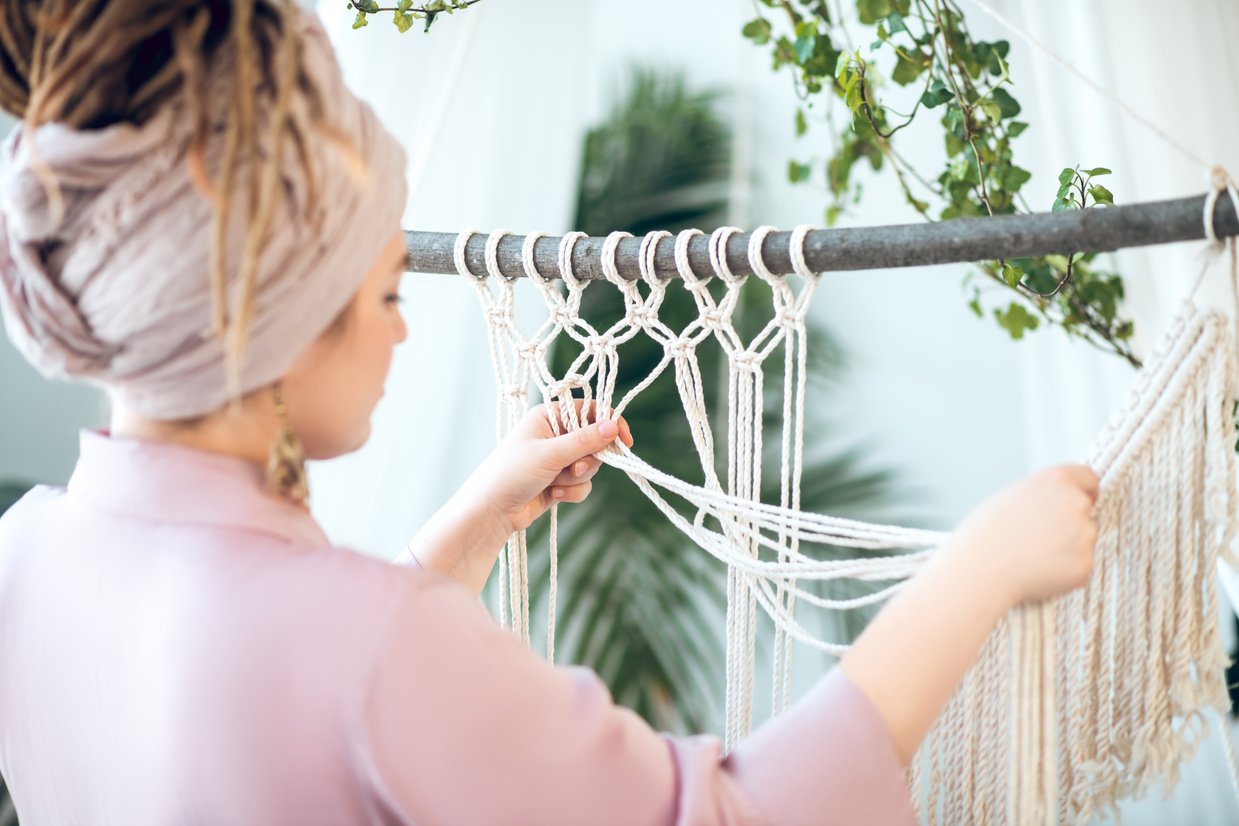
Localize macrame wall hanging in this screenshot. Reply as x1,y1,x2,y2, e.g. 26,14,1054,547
443,171,1239,823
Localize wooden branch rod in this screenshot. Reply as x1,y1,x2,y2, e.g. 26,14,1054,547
402,193,1239,281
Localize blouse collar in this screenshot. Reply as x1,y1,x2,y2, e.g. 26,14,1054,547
66,429,330,547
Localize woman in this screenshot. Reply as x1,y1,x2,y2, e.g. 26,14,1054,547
0,1,1098,823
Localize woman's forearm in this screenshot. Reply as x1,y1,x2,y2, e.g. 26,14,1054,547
839,539,1017,764
403,494,510,596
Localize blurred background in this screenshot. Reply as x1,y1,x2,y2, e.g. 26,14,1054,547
3,0,1239,822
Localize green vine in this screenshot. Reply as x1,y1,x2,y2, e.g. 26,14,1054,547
347,0,481,33
744,0,1139,367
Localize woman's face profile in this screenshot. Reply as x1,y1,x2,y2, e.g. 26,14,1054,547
282,229,408,460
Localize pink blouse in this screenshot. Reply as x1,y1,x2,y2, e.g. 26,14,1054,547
0,429,915,824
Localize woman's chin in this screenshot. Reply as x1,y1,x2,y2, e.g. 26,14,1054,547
305,420,372,461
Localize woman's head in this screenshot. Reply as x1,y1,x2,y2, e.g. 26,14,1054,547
282,229,408,460
0,1,409,433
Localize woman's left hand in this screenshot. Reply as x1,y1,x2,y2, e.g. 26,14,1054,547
474,402,634,533
402,402,633,595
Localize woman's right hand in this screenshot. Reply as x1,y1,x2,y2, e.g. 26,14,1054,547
947,464,1101,608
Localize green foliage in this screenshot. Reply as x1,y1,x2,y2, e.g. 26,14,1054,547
742,0,1139,367
532,67,899,733
346,0,478,33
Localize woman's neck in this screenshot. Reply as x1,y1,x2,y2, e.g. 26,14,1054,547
109,394,278,468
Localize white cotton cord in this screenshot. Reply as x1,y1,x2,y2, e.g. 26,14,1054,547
466,221,1239,821
546,501,558,664
957,0,1210,171
640,230,673,287
557,231,588,290
521,231,551,284
484,229,514,282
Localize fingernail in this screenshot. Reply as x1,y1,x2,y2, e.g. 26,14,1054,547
573,461,588,476
598,421,618,439
552,487,565,500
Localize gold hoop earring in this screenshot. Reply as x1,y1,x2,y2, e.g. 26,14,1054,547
267,382,309,510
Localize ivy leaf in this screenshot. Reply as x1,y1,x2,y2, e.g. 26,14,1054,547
1003,165,1032,192
1057,167,1077,186
892,51,928,85
397,0,412,9
1082,167,1112,177
991,87,1021,118
1052,196,1077,212
1088,184,1115,206
742,19,773,45
920,79,952,109
994,302,1040,339
797,36,817,63
857,0,894,24
788,160,813,183
352,10,369,28
795,108,808,136
1006,120,1029,138
886,12,907,34
1001,263,1024,287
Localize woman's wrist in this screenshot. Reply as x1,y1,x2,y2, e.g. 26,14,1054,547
404,491,513,595
933,534,1021,622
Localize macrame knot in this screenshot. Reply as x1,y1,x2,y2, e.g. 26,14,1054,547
546,374,588,398
630,306,658,325
584,335,614,357
731,351,761,372
669,337,696,359
776,307,800,327
499,382,525,400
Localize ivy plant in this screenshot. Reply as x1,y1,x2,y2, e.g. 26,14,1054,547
346,0,480,33
743,0,1139,366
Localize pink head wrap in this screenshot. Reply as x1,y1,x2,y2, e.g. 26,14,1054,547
0,8,408,420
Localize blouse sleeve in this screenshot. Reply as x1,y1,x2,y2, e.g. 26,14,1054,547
357,573,916,826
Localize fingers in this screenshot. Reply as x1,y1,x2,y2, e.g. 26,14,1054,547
550,456,602,488
526,401,635,448
1055,464,1101,502
542,418,623,468
548,480,592,505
